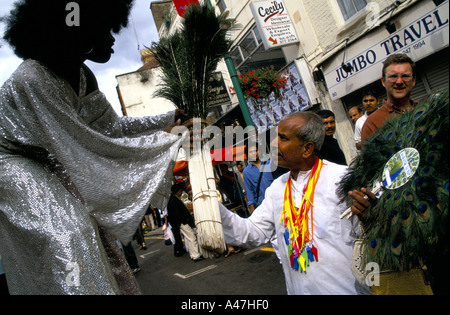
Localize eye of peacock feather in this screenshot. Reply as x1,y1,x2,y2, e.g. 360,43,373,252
385,131,395,140
401,209,411,220
416,127,425,137
414,109,425,118
414,177,425,189
390,240,402,256
418,202,429,214
403,189,413,201
426,130,437,142
370,238,377,249
426,152,439,163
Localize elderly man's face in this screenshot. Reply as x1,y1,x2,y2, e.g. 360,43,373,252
271,116,306,172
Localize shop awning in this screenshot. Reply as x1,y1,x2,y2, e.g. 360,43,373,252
173,144,246,176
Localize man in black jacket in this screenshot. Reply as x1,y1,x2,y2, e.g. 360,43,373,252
317,110,347,165
167,183,204,261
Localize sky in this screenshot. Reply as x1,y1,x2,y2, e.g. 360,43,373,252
0,0,161,116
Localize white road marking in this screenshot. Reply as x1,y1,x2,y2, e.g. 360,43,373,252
174,265,218,279
139,249,160,259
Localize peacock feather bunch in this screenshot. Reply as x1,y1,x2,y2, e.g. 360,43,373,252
151,4,234,119
338,90,449,272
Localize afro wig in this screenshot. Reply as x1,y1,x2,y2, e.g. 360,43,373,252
3,0,134,60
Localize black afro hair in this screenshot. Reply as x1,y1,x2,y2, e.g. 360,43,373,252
2,0,134,60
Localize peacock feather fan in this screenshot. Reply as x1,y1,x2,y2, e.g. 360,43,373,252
338,90,449,272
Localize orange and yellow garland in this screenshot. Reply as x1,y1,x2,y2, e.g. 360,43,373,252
280,158,323,272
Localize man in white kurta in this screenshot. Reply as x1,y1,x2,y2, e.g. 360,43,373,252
219,112,367,295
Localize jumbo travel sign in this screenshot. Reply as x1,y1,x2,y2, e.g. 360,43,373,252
323,0,449,101
250,0,299,50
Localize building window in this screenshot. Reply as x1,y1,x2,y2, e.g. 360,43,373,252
240,31,259,59
230,26,287,74
216,0,227,13
230,47,244,68
337,0,367,21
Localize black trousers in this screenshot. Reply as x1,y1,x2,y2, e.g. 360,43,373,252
172,226,184,254
122,242,139,270
0,274,9,295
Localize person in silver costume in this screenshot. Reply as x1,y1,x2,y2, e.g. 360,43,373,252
0,0,188,295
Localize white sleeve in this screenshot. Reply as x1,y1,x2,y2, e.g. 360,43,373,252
219,198,275,248
354,121,362,142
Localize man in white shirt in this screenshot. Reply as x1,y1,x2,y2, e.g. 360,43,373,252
349,105,364,150
354,113,368,150
219,112,370,295
354,91,380,150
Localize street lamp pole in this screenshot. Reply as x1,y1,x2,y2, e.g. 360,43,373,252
206,0,255,132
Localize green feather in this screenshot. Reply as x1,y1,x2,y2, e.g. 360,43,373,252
151,4,234,119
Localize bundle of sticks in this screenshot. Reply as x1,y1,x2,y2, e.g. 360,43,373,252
188,136,226,258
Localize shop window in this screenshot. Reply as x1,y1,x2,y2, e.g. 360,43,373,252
337,0,367,21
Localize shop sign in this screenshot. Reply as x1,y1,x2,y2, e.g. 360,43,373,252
208,72,231,107
250,0,299,50
323,0,449,100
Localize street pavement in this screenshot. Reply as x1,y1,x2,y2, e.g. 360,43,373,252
133,227,287,295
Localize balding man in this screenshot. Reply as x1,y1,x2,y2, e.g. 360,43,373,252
219,112,370,295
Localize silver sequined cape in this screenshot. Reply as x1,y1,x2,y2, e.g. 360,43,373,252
0,59,185,294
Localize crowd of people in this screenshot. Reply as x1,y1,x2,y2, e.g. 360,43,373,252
0,0,447,296
157,53,447,295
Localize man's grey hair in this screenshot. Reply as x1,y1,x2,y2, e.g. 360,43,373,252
280,112,325,152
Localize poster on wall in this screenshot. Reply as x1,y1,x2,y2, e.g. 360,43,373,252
247,62,312,134
280,62,312,112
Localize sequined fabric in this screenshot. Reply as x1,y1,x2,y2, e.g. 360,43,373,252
0,59,185,294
